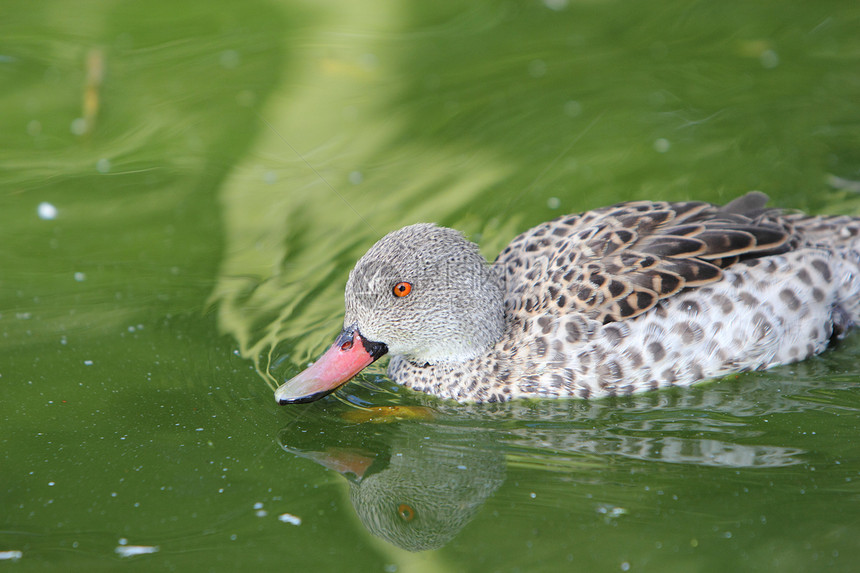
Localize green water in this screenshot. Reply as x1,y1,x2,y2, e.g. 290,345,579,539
3,0,860,571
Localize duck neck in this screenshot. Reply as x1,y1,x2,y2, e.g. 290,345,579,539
416,265,506,365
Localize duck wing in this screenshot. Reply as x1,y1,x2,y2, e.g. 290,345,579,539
495,192,790,324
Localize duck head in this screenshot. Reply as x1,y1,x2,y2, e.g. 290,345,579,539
275,223,505,404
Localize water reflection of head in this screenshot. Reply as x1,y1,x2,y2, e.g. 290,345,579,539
279,421,505,552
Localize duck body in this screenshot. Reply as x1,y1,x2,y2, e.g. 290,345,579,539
275,192,860,405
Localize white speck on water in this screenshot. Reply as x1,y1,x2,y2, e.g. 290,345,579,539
96,158,111,173
84,360,93,366
528,59,547,78
70,117,87,135
543,0,568,11
620,562,630,571
48,481,55,486
596,504,628,518
530,492,537,499
118,538,128,546
220,50,240,69
564,100,582,117
349,171,363,185
278,513,302,526
547,196,561,209
760,49,779,69
37,202,58,220
384,565,398,573
27,119,42,136
115,545,159,558
74,272,86,282
0,551,23,561
255,509,267,517
654,138,671,153
253,502,264,510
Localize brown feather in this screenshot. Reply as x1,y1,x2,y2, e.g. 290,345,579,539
495,192,793,323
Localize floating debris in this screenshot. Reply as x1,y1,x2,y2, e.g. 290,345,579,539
115,545,159,558
80,48,105,136
595,504,628,522
278,513,302,526
0,551,22,561
37,202,58,220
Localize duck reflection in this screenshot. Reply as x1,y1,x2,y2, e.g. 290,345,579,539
279,418,505,552
278,376,822,551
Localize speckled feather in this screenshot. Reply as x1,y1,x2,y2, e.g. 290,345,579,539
353,193,860,403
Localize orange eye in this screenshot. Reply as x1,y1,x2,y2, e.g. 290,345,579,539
393,282,412,297
397,503,416,522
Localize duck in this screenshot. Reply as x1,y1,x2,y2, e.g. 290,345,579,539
275,192,860,404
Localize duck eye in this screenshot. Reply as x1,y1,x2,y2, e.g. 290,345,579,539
392,282,412,298
397,503,416,522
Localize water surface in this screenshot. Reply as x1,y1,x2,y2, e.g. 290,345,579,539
3,0,860,571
